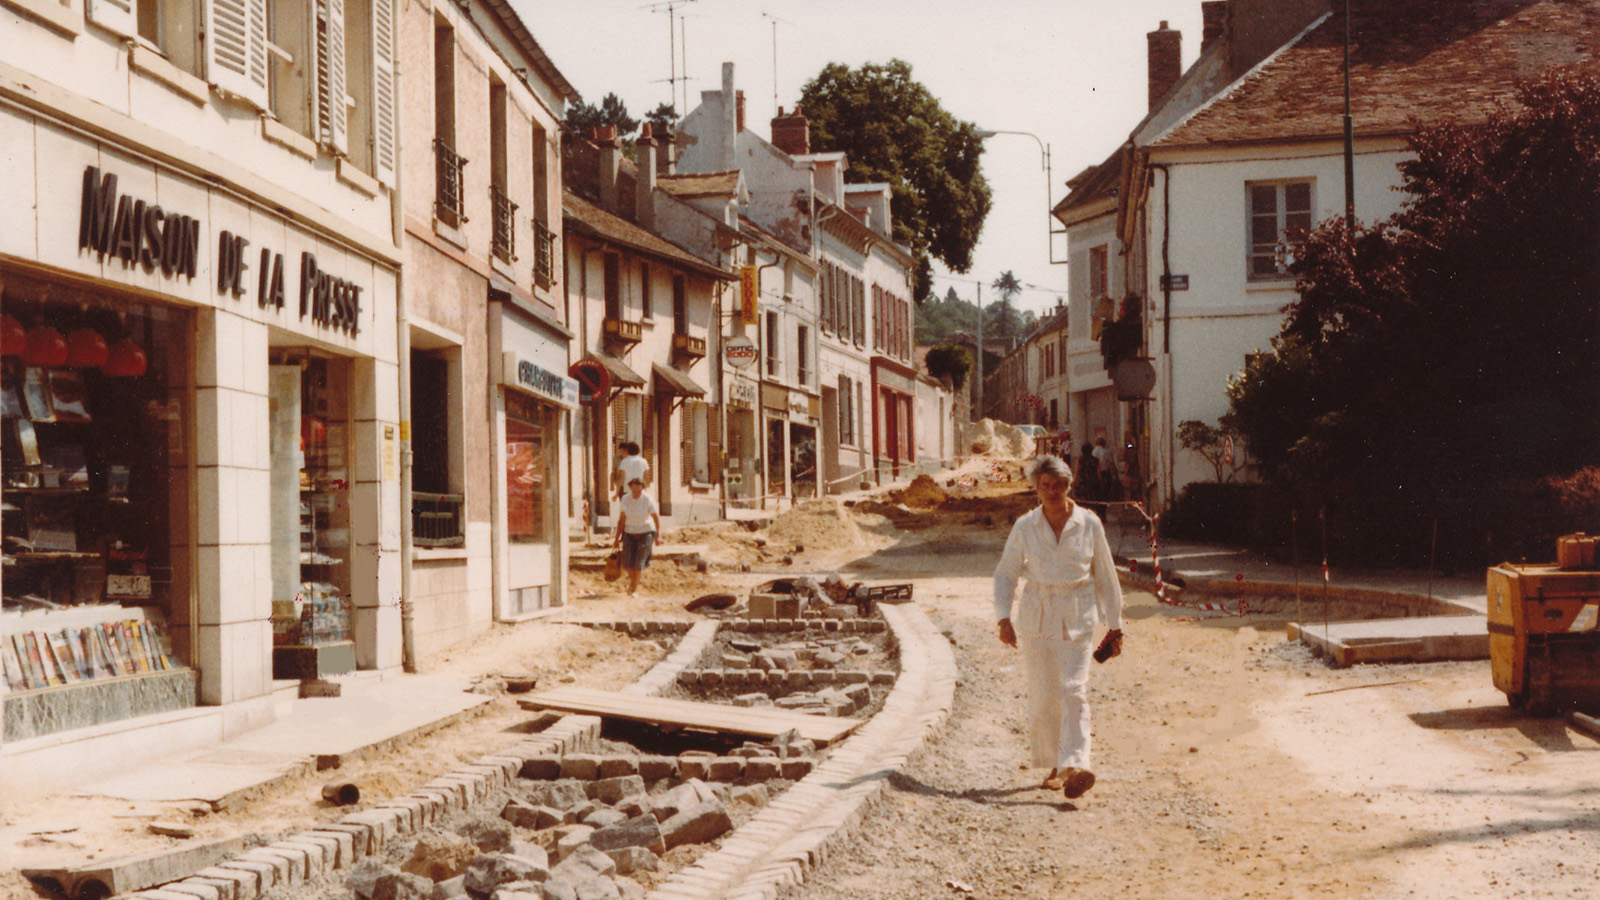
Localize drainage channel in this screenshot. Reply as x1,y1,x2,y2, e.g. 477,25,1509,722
73,606,954,900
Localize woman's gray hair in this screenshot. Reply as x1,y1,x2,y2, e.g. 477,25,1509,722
1028,454,1074,489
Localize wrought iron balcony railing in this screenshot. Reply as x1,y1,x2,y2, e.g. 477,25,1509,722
434,138,468,227
534,220,556,288
490,185,517,263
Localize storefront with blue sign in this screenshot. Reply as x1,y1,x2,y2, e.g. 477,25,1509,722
491,301,575,619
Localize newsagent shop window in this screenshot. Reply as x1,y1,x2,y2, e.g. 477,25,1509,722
1,284,191,620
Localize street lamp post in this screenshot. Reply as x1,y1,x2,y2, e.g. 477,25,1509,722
974,282,984,421
974,128,1058,262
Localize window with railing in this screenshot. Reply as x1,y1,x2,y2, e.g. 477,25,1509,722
491,184,517,262
534,221,555,288
435,138,467,227
412,492,465,547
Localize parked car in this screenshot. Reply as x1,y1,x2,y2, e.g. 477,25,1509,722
1012,424,1052,456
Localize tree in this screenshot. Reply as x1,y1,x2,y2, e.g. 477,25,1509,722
1177,420,1241,482
1224,70,1600,564
924,343,973,390
644,102,677,134
990,271,1022,341
799,60,993,301
566,93,639,139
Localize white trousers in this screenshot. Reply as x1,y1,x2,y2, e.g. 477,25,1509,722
1020,632,1093,770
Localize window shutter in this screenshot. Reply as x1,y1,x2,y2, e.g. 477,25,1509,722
315,0,348,152
680,403,693,486
371,0,397,185
207,0,269,108
854,280,865,346
709,404,722,485
86,0,137,38
642,395,655,466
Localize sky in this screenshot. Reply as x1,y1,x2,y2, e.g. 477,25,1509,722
514,0,1207,315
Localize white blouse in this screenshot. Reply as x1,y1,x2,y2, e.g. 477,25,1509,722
993,504,1124,641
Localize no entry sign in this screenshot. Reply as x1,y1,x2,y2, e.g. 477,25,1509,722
569,359,610,405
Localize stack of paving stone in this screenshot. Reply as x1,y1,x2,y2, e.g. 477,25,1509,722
336,774,757,899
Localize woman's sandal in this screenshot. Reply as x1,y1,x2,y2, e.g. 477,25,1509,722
1042,770,1065,791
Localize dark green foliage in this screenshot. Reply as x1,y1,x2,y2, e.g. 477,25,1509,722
567,93,640,139
1221,71,1600,568
799,60,993,300
924,343,973,390
1160,483,1266,546
644,102,676,133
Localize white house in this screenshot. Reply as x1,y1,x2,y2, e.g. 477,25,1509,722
1057,0,1597,506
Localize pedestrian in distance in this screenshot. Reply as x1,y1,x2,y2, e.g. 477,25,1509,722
615,441,649,500
614,477,660,597
994,455,1124,800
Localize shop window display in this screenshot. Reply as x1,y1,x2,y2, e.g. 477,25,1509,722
506,391,547,544
0,290,188,693
269,351,355,679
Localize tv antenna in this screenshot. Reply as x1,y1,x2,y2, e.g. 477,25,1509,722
642,0,699,113
761,12,791,111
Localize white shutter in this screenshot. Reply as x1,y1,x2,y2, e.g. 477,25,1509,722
86,0,137,39
314,0,348,152
371,0,397,185
207,0,268,107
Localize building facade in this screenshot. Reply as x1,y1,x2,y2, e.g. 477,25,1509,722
398,0,578,649
1,0,402,783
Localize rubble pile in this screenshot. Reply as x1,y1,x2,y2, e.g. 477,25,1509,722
345,764,793,900
766,498,864,550
893,474,950,509
960,418,1034,458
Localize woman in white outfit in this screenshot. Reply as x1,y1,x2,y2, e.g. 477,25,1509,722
994,455,1124,799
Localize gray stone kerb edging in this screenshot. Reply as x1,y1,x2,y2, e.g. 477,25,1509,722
117,612,950,900
644,603,958,900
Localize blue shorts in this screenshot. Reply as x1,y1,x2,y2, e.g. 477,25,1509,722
620,531,655,570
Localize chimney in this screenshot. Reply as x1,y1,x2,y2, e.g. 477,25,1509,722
594,125,620,212
636,124,657,229
656,123,676,175
736,90,746,133
1201,2,1228,52
771,105,810,155
1147,21,1182,111
720,63,737,170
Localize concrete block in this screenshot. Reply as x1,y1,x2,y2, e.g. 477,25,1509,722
238,849,298,885
215,860,277,891
315,822,374,858
160,880,223,900
291,831,346,868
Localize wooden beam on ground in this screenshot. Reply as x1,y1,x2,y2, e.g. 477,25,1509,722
517,687,863,746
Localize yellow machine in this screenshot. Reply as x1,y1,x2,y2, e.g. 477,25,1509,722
1488,563,1600,715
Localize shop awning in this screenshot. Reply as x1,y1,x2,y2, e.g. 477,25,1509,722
591,353,645,388
652,363,707,398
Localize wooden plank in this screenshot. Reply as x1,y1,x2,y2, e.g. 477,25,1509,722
517,686,862,745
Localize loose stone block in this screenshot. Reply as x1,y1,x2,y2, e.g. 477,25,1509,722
706,757,744,782
637,756,676,782
676,756,710,781
660,799,733,849
744,758,782,781
560,754,603,780
598,756,639,778
551,844,616,883
780,758,815,779
582,808,627,828
729,784,769,808
520,756,564,780
502,798,545,829
603,846,659,876
589,814,666,856
586,775,646,804
463,854,548,897
553,825,595,862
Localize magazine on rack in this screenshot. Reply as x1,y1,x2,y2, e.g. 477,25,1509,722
22,368,54,423
48,370,92,422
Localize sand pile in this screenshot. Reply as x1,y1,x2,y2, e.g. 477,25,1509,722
895,474,950,509
962,419,1034,458
767,498,865,550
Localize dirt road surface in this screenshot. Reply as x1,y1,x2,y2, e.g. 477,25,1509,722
781,491,1600,900
6,471,1598,899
